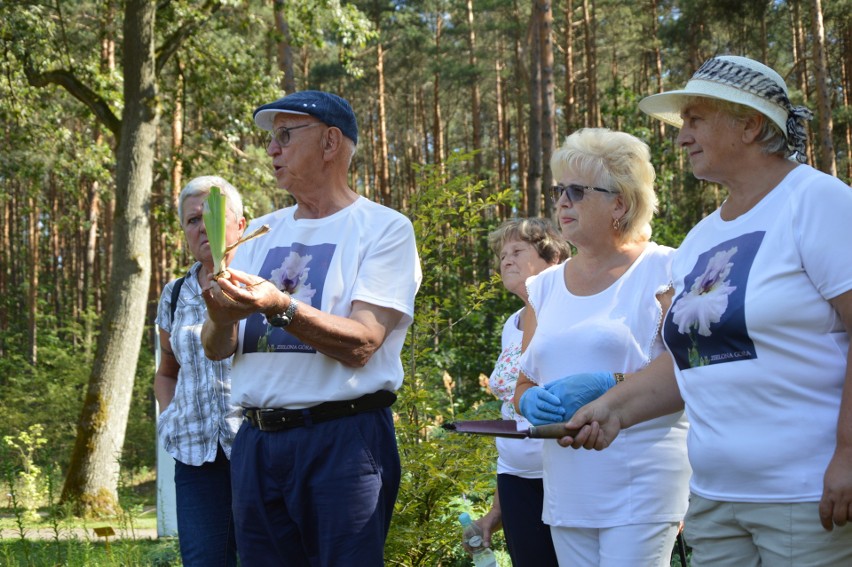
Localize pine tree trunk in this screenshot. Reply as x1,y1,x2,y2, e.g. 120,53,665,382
376,42,391,205
466,0,482,174
563,0,575,134
494,53,509,191
538,0,556,218
366,110,376,200
790,0,816,165
274,0,296,93
50,188,62,331
83,183,100,349
512,0,528,209
650,0,664,141
27,194,38,365
527,13,543,217
809,0,836,175
433,16,445,174
582,0,598,126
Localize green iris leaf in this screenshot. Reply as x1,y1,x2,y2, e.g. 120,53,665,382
202,186,227,276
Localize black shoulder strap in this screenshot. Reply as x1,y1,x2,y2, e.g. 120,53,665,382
169,271,192,325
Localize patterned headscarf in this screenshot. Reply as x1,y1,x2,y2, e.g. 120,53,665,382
691,57,813,163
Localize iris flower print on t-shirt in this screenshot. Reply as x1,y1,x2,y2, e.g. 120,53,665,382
664,232,764,370
243,242,335,354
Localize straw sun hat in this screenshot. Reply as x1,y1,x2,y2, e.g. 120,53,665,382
638,55,813,162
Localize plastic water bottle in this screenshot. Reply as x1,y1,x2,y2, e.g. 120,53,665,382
458,512,497,567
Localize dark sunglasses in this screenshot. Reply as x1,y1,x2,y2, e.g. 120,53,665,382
269,123,323,147
550,183,619,203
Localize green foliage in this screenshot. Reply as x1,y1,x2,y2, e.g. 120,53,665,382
3,425,48,521
387,153,514,565
0,326,156,481
0,538,181,567
0,342,89,474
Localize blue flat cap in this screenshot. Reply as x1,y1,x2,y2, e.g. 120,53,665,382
253,90,358,145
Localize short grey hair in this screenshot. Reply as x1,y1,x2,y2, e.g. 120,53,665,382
177,176,244,225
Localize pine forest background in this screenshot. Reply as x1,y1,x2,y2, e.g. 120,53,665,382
1,0,850,563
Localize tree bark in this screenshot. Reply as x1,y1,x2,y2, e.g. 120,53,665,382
433,16,445,174
495,46,508,193
376,41,391,205
61,0,158,515
809,0,836,175
581,0,598,126
527,12,542,217
274,0,296,93
563,0,575,134
83,182,100,349
537,0,556,218
650,0,664,142
27,194,39,365
465,0,482,174
790,0,815,165
512,0,528,211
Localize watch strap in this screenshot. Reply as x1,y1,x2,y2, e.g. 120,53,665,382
267,294,299,327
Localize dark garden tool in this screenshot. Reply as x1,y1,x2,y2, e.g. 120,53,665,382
442,419,580,439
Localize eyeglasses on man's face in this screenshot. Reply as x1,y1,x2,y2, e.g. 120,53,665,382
269,122,323,147
550,183,618,204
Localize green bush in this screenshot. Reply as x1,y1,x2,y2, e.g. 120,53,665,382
386,153,515,565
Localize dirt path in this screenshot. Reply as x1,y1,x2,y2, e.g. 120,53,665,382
0,526,161,541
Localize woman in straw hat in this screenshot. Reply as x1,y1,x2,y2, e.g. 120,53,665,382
557,55,852,565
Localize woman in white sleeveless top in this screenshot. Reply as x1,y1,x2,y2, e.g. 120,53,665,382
513,128,690,566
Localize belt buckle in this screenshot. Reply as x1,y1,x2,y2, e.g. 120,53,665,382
255,408,276,432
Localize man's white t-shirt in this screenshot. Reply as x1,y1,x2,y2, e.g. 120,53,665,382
228,196,421,409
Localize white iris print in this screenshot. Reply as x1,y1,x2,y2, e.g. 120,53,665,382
269,251,318,306
672,246,738,337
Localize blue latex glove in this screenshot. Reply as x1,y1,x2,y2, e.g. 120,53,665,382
518,386,566,426
544,372,617,420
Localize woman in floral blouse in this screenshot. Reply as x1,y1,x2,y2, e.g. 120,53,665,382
472,218,570,567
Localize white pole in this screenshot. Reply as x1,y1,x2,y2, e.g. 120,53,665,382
154,324,178,537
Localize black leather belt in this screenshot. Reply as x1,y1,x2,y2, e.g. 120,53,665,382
243,390,397,432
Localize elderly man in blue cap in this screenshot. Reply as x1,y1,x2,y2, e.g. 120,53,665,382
201,90,422,566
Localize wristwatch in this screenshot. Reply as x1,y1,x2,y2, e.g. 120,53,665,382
267,294,299,328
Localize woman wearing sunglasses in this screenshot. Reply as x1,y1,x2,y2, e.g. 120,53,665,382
513,128,690,566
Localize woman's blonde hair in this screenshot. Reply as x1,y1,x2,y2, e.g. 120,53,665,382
551,128,657,243
488,217,571,264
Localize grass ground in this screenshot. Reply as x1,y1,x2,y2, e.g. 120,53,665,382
1,472,690,566
1,469,182,566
